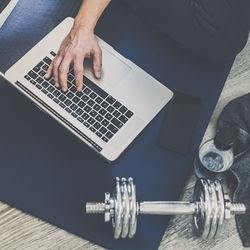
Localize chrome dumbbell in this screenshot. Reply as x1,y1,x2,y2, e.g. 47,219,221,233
86,178,246,239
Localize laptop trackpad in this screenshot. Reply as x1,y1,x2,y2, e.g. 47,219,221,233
109,115,145,150
84,47,132,88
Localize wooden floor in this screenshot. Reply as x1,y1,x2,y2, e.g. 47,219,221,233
0,35,249,250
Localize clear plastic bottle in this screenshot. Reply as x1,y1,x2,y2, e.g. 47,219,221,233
199,139,234,172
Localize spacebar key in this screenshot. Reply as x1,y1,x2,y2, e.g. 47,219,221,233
83,76,108,99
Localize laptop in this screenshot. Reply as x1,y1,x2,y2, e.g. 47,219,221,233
2,17,173,161
0,0,19,28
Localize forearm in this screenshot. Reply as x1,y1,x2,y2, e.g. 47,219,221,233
74,0,111,32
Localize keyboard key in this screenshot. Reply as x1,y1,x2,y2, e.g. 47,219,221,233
99,108,107,116
68,74,74,82
76,108,84,116
50,51,56,57
107,124,118,134
96,132,102,138
65,99,72,106
49,79,55,85
87,100,95,107
90,127,96,133
72,96,80,104
82,113,90,120
65,108,71,113
119,106,128,114
47,93,53,99
24,75,31,81
81,95,89,102
66,92,74,99
102,137,109,143
38,70,46,77
83,76,108,99
113,110,121,118
28,71,38,79
93,104,101,111
71,112,77,118
59,95,66,102
101,101,109,108
53,98,60,104
84,105,91,113
106,131,114,139
90,92,97,99
111,118,123,128
100,127,107,134
76,91,84,98
30,80,36,85
53,90,60,97
83,88,91,95
70,104,78,111
37,77,43,84
107,106,115,113
48,86,55,93
36,84,42,90
119,115,128,123
42,89,48,95
101,119,109,127
78,101,85,108
93,122,101,130
43,57,52,65
90,110,97,117
125,110,134,118
106,96,116,105
60,103,66,109
33,66,40,72
77,117,83,123
68,81,72,88
42,81,49,88
88,118,95,125
96,115,103,122
83,122,90,128
42,64,49,71
105,113,112,121
70,86,77,93
95,97,103,104
36,61,44,68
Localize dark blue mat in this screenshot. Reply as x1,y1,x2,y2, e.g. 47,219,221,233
0,0,234,249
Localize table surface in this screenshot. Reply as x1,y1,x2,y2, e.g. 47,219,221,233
0,26,249,250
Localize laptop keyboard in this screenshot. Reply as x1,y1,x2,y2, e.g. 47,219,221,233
24,51,134,143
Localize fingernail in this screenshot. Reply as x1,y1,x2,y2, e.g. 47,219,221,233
62,87,67,92
77,87,82,92
96,72,101,79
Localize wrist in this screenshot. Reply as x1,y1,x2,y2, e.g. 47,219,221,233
73,20,94,34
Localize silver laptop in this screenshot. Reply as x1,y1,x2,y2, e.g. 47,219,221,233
2,17,173,161
0,0,19,28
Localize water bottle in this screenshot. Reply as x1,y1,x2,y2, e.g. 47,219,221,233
194,127,236,179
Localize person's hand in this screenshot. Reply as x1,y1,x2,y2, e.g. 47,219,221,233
45,25,102,92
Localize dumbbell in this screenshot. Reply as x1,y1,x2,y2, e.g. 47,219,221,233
86,177,246,239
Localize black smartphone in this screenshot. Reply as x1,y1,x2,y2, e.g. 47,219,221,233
157,92,202,155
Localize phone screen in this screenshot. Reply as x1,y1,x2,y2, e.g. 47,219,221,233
157,92,202,155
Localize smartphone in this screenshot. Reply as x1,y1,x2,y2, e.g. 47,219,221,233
157,92,202,155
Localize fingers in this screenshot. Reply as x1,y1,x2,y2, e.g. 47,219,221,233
45,62,53,79
52,55,63,88
93,47,102,79
74,56,84,91
58,55,72,92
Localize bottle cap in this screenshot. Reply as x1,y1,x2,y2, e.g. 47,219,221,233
214,127,236,151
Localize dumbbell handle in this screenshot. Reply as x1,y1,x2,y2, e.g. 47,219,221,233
86,200,246,216
139,201,198,215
